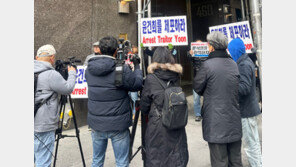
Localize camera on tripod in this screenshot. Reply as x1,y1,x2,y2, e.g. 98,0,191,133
53,56,85,167
117,38,140,63
115,39,140,87
55,56,81,79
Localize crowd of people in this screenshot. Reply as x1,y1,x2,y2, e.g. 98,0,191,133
34,31,262,167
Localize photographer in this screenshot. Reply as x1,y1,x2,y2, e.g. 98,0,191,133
34,44,77,167
85,36,143,167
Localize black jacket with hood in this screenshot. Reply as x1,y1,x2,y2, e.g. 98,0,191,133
193,50,242,143
236,54,261,118
85,55,143,132
227,38,261,118
140,62,189,167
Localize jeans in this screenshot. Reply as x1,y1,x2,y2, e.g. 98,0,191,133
91,129,130,167
242,116,262,167
34,130,55,167
129,92,138,115
193,90,201,117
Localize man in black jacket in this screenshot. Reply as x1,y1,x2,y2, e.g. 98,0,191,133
85,36,143,167
194,32,242,167
228,38,262,167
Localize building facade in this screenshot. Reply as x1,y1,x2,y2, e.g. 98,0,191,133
35,0,138,62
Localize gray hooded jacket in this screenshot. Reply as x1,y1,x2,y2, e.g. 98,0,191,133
34,60,76,132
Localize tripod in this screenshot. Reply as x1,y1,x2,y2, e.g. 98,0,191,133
53,95,86,167
129,99,148,167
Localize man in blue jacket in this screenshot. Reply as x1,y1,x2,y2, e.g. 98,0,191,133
85,36,143,167
228,38,262,167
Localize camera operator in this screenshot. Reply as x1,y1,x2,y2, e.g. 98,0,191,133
34,44,77,167
85,36,143,167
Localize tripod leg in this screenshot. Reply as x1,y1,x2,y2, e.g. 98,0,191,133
69,96,86,167
141,111,148,167
129,100,140,162
53,134,60,167
53,100,66,167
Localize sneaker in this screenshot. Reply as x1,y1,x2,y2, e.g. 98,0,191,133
195,116,202,122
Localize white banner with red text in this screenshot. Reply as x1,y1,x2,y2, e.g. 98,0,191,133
209,21,254,53
141,15,188,47
71,66,88,99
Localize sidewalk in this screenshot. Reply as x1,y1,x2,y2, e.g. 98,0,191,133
53,95,262,167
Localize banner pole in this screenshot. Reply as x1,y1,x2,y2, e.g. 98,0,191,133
138,0,142,70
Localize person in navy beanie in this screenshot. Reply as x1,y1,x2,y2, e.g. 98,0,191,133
228,38,262,167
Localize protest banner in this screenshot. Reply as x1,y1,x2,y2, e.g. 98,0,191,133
141,15,188,47
209,21,254,53
191,42,209,57
71,66,88,99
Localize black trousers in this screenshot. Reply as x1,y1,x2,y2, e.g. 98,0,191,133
208,140,243,167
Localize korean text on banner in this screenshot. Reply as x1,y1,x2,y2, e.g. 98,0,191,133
71,66,88,99
141,15,188,47
209,21,254,53
191,42,209,57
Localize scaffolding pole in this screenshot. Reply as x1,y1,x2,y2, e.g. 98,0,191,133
138,0,142,70
241,0,246,20
249,0,263,95
147,0,152,65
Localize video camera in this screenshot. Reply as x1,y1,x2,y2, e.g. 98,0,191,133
117,38,140,63
55,56,81,80
115,39,140,87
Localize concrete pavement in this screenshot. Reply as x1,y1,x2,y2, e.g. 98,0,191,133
52,95,262,167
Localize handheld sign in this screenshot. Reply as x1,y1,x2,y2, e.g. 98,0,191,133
209,21,254,53
71,66,88,99
141,15,188,47
191,42,209,57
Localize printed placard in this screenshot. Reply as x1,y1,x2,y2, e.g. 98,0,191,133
209,21,254,53
71,66,88,99
191,42,209,57
141,15,188,47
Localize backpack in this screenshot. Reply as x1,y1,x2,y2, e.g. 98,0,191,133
152,74,188,130
34,71,53,117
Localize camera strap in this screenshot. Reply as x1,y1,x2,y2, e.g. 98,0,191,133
114,60,125,87
34,70,54,117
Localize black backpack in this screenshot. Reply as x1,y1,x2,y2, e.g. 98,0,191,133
34,71,53,117
152,74,188,130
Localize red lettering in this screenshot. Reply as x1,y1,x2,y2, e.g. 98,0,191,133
71,87,87,95
244,43,253,50
157,35,172,43
174,35,178,41
174,35,187,43
142,37,156,44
